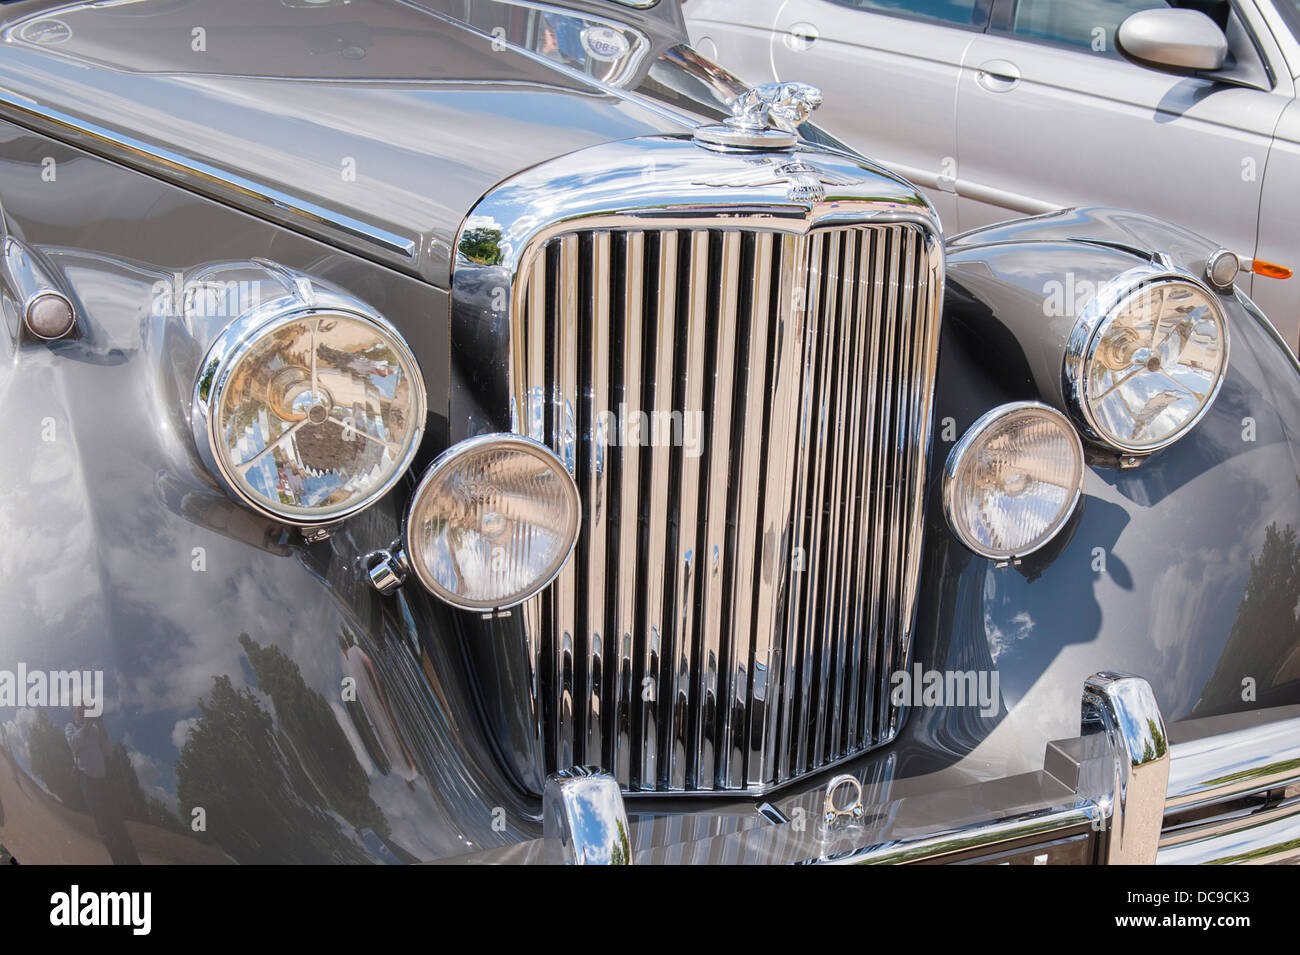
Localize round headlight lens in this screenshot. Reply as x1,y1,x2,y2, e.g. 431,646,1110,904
1080,279,1227,452
944,402,1084,560
197,308,425,524
405,434,580,611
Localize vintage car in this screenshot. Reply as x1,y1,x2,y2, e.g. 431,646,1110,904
0,0,1296,866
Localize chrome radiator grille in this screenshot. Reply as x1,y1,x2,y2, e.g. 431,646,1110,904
512,222,941,794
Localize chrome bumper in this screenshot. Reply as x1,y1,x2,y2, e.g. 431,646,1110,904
454,671,1300,864
1158,709,1300,865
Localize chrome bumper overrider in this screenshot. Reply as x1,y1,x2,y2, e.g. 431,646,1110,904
450,671,1300,864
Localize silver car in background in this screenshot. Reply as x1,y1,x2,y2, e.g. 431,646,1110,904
684,0,1300,349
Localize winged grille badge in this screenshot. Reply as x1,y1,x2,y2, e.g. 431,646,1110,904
695,157,863,203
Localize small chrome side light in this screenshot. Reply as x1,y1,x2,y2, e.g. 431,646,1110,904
1205,249,1239,291
24,290,76,340
404,434,580,611
2,236,78,341
944,402,1085,561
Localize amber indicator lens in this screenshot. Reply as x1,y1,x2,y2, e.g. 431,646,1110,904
1251,259,1293,280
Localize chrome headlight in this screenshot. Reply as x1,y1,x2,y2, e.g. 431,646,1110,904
944,402,1085,561
192,294,426,527
1067,270,1228,453
405,434,580,611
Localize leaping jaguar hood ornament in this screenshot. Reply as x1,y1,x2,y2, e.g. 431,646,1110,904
694,81,825,150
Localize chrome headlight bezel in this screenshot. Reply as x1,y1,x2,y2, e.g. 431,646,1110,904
1064,263,1230,455
943,401,1086,562
191,290,427,528
402,432,581,612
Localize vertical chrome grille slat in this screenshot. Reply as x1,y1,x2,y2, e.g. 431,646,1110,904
714,228,758,789
824,230,860,758
872,227,904,743
552,234,580,770
881,229,916,740
517,222,939,794
842,230,872,754
846,228,882,750
582,231,611,766
638,230,678,790
720,229,767,791
766,233,809,785
697,230,745,790
877,228,918,742
740,232,786,790
803,231,840,771
664,230,711,791
859,227,890,745
610,230,643,787
789,231,826,778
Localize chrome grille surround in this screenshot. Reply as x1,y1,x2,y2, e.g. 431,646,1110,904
451,136,944,796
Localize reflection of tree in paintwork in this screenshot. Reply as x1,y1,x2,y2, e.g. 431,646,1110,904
176,674,370,863
238,633,388,837
173,634,391,863
1194,522,1300,716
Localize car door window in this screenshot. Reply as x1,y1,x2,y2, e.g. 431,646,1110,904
1003,0,1173,56
822,0,986,29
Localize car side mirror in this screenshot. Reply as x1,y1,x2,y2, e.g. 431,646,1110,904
1116,8,1228,74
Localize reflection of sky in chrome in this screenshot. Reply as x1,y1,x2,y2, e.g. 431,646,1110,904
1088,293,1223,447
564,777,628,865
219,316,412,514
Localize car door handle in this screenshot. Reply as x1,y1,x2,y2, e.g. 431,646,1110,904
975,59,1021,92
786,21,818,50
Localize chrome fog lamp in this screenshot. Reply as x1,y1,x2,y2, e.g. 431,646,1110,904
944,402,1085,561
192,300,426,527
1067,273,1228,454
405,434,580,611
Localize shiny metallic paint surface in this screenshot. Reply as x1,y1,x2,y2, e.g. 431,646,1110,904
922,210,1300,747
0,120,547,863
0,0,713,287
0,2,1296,863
